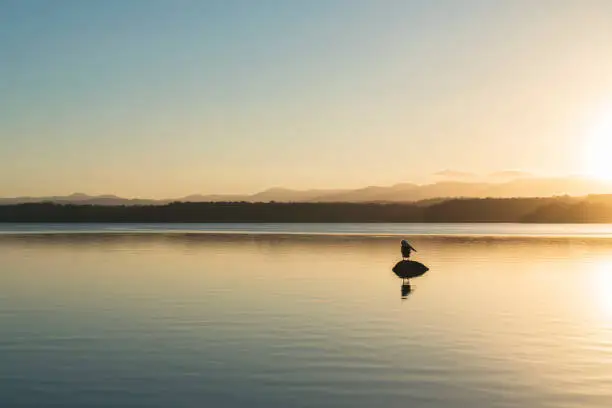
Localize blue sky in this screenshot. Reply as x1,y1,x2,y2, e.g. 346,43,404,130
2,0,612,197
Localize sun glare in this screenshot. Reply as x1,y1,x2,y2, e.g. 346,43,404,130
591,262,612,318
584,112,612,180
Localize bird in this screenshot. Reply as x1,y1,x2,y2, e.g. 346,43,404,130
400,239,417,260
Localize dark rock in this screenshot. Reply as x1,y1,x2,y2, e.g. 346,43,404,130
392,260,429,279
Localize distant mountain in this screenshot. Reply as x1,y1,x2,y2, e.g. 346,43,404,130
313,177,612,202
2,176,612,205
313,183,419,202
0,193,160,206
176,188,348,203
249,188,347,202
178,194,248,202
481,177,610,198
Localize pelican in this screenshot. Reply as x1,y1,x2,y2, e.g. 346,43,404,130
400,239,417,260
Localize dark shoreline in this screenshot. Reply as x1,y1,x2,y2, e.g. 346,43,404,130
2,196,612,223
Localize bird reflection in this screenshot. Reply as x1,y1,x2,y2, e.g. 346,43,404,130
392,259,429,300
401,282,412,299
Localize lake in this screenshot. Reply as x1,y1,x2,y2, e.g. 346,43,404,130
1,223,612,407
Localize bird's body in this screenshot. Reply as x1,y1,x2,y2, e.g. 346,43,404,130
401,245,412,259
400,239,416,260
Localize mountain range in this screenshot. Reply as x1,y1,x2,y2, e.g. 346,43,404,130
2,176,612,205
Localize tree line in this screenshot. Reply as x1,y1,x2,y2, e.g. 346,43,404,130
2,195,612,223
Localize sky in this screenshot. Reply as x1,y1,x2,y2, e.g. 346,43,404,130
2,0,612,198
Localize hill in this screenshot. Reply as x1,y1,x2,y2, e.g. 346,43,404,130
2,176,611,205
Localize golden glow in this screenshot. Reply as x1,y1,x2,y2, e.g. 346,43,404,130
584,111,612,180
591,261,612,318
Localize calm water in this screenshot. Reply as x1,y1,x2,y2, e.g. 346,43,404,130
2,222,612,237
1,224,612,407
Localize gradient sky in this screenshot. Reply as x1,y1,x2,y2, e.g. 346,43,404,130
2,0,612,198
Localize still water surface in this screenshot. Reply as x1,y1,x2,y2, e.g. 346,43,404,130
2,222,612,236
1,224,612,407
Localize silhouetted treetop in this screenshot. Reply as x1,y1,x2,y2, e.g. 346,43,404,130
1,195,612,223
